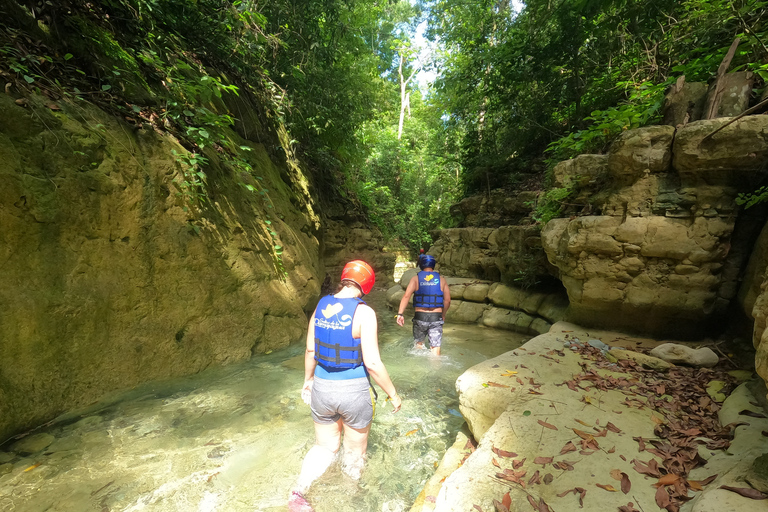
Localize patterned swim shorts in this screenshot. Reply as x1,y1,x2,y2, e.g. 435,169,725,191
412,312,444,348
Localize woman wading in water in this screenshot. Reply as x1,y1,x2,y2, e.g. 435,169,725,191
289,260,402,511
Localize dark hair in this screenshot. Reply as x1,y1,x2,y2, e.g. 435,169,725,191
336,279,363,294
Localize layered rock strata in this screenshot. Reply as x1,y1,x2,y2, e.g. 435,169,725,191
387,269,568,336
542,117,768,338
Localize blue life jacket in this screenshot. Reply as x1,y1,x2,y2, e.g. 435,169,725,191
314,295,365,369
413,271,444,308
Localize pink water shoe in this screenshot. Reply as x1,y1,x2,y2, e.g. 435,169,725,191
288,491,314,512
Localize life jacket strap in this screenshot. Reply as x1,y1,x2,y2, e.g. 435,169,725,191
315,339,363,365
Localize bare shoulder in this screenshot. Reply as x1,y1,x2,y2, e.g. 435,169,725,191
356,303,377,320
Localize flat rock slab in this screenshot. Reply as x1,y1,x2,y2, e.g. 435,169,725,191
421,322,763,512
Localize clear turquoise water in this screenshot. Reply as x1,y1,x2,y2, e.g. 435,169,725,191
0,292,528,512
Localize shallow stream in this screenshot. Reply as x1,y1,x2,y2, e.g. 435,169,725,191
0,292,528,512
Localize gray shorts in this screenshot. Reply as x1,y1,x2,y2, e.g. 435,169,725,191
310,376,375,429
413,312,444,347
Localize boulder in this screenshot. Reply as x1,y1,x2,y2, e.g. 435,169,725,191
462,283,490,303
649,343,719,367
607,125,674,180
673,116,768,174
481,308,534,333
662,80,708,126
445,301,487,323
552,154,609,189
610,349,674,371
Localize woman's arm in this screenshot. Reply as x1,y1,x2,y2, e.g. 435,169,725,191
302,308,318,404
356,305,402,412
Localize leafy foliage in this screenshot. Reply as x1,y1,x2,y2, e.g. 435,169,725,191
426,0,768,197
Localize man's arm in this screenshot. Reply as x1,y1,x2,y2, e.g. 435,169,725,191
396,276,418,327
441,278,451,322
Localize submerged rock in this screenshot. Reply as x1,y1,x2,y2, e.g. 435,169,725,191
10,433,55,455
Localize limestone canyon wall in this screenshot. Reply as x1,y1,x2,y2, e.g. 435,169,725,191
0,93,383,442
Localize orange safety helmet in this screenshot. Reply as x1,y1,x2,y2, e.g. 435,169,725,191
341,260,375,295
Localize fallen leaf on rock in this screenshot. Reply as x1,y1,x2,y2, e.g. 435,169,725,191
632,458,662,478
596,483,618,492
606,422,622,433
579,450,595,455
23,463,41,472
608,446,616,453
655,485,671,509
656,474,680,487
503,492,512,508
492,446,517,458
538,420,558,430
560,441,577,454
405,428,418,436
473,505,483,512
513,458,526,469
618,503,640,512
528,470,542,485
501,370,518,377
526,495,537,510
574,419,591,427
534,456,553,466
553,460,576,471
719,485,768,499
621,472,631,494
536,497,553,512
493,498,510,512
610,469,623,481
492,458,501,468
485,382,509,388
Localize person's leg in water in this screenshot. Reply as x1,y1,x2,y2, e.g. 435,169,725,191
427,320,443,356
340,422,371,480
290,420,342,510
412,318,428,350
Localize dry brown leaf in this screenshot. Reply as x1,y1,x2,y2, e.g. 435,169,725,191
620,472,631,494
574,418,591,427
719,485,768,499
493,498,510,512
513,458,526,469
655,486,671,509
534,456,553,466
526,495,538,510
596,483,618,492
606,422,621,433
560,441,578,454
492,458,501,468
656,473,680,486
610,469,623,481
502,492,512,508
492,446,518,458
538,420,558,430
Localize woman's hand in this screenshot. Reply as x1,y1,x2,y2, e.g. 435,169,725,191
389,394,402,413
301,379,313,405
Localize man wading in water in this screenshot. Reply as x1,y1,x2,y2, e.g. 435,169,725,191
396,254,451,356
289,260,402,511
